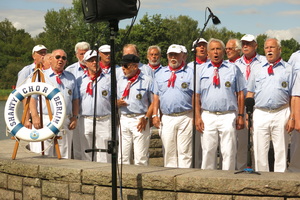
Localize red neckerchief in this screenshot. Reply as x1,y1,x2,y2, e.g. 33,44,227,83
268,57,281,75
99,62,110,74
211,61,222,86
229,56,240,63
55,72,63,84
80,63,87,74
196,57,207,64
167,62,184,88
148,63,160,70
122,69,141,98
86,70,102,95
244,54,256,80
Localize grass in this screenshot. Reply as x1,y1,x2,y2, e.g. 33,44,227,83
0,89,13,101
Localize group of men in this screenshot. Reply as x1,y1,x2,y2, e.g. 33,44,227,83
16,34,300,173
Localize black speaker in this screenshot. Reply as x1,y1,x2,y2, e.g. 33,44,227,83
81,0,138,23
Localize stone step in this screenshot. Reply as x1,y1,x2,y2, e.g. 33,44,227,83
149,147,163,158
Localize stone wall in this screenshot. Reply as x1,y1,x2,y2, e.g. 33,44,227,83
1,139,300,200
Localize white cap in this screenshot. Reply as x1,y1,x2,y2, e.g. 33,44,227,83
191,38,208,51
83,50,98,61
98,45,111,53
241,34,257,43
32,44,47,54
167,44,182,54
181,45,187,54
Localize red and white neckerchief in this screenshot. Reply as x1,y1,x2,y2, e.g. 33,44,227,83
122,69,141,98
80,63,88,74
243,54,256,80
55,72,63,84
167,62,185,88
229,56,240,63
211,61,222,86
268,57,281,75
148,63,160,71
196,57,207,65
86,70,102,95
100,62,110,74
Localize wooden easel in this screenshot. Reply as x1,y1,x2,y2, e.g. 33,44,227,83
12,63,62,160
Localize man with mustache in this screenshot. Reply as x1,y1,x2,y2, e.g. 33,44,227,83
117,54,153,166
193,38,245,170
234,34,267,170
141,45,163,78
152,44,194,168
246,38,295,172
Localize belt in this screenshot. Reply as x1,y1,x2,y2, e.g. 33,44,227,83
83,115,110,120
165,110,192,117
256,104,289,113
122,113,144,118
203,110,235,115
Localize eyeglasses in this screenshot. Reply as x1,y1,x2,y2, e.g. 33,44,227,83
225,47,237,51
55,55,67,60
122,64,130,69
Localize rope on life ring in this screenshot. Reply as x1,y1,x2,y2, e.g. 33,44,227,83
4,82,66,142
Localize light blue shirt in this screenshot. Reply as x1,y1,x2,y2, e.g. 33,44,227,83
292,71,300,96
65,62,86,80
40,68,79,115
140,64,163,79
152,66,193,114
247,60,294,109
193,61,245,112
117,72,153,114
16,63,35,87
78,73,111,116
288,50,300,72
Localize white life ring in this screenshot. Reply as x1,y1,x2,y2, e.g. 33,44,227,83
4,82,66,142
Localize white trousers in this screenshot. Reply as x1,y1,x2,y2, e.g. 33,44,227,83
118,115,151,166
79,116,111,163
72,117,83,160
42,115,73,159
252,108,290,172
161,112,193,168
289,130,300,172
201,111,237,170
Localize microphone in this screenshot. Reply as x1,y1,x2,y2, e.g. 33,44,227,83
245,97,255,114
207,7,221,25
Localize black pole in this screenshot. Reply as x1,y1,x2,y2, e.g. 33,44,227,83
91,43,100,162
192,13,212,168
109,19,119,200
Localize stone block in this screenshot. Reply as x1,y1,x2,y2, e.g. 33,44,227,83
177,192,233,200
149,139,162,148
0,160,39,177
42,181,69,199
149,157,164,167
0,173,7,188
39,164,81,182
143,190,176,200
95,186,139,200
7,175,23,191
0,188,14,200
69,182,81,192
234,196,284,200
81,185,95,194
23,186,41,200
23,177,41,187
70,192,94,200
149,148,163,158
14,191,22,200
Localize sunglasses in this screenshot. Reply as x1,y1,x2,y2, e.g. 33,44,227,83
55,55,67,60
122,64,130,69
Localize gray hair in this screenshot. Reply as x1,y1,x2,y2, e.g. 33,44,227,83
147,45,161,55
74,42,90,53
207,38,225,51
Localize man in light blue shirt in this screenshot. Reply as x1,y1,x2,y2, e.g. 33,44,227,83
152,44,194,168
246,38,295,172
117,54,153,166
193,38,245,171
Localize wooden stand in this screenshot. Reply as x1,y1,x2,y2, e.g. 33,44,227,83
12,63,62,160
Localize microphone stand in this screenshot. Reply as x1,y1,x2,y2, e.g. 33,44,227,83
234,109,260,175
192,8,216,168
85,20,119,200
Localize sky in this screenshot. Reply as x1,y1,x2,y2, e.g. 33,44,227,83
0,0,300,44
